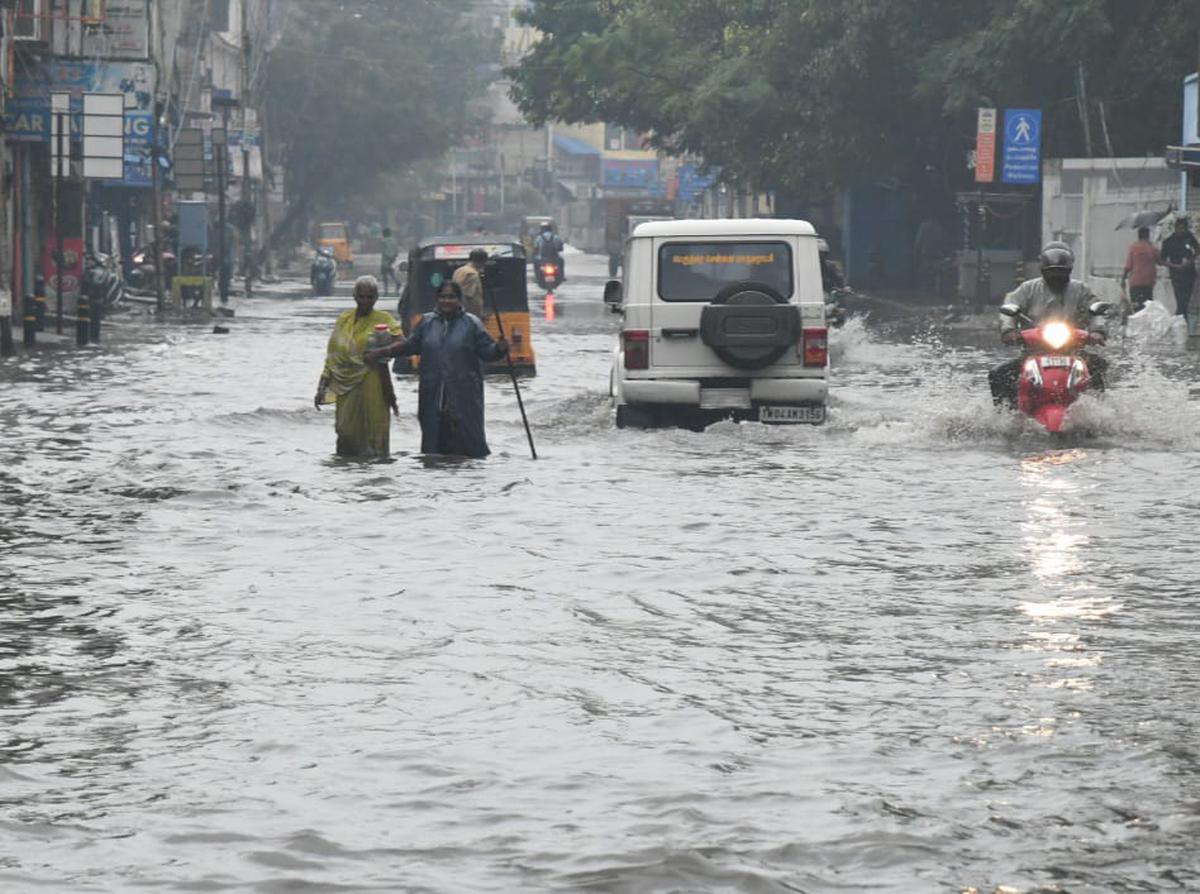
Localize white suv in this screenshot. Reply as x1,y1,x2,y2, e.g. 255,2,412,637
607,219,829,429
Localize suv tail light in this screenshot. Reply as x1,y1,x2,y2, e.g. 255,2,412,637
802,328,827,367
623,329,650,370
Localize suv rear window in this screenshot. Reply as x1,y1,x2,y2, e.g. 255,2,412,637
658,242,793,302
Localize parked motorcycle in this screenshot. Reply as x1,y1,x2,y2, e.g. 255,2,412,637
83,252,125,311
311,247,338,296
999,302,1110,433
128,242,177,291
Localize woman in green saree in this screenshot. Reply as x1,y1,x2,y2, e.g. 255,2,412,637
314,276,402,457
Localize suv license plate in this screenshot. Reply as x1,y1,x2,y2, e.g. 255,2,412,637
760,405,825,424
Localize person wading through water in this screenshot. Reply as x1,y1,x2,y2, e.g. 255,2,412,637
451,247,487,318
315,275,401,457
371,280,508,458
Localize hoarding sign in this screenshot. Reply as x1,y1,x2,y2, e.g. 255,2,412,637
975,107,996,183
676,163,717,203
603,158,659,189
81,0,150,60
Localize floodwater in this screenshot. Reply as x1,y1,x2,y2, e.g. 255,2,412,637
2,253,1200,893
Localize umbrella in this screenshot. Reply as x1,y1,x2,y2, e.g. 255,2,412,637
1115,206,1173,231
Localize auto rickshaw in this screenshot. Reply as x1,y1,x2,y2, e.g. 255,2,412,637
317,222,353,273
395,236,537,377
520,216,554,260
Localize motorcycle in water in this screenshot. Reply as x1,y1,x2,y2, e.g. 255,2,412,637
311,247,338,296
999,301,1110,433
535,256,563,292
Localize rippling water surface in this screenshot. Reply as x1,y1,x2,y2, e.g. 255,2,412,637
3,255,1200,892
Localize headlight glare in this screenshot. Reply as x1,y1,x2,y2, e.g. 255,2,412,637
1042,321,1072,350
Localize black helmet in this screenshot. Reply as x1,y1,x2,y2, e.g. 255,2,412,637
1039,242,1074,272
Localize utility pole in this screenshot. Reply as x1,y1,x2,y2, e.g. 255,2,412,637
149,4,167,317
51,94,68,335
259,108,273,276
151,112,166,315
240,0,253,297
216,103,232,305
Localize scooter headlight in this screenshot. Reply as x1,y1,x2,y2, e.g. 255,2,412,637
1042,321,1072,350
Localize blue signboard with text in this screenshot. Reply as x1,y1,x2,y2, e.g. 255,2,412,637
1001,108,1042,185
3,59,157,186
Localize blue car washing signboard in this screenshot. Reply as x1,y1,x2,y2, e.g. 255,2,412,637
603,157,659,189
3,60,157,187
1001,108,1042,185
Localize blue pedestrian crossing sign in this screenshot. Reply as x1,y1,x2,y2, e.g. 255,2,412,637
1002,108,1041,185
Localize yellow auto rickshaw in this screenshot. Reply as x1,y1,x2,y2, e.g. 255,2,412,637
396,236,537,377
317,222,353,272
520,216,554,259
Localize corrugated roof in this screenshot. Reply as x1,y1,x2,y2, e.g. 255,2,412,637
553,134,601,156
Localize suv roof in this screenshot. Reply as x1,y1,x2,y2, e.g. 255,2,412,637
631,218,818,239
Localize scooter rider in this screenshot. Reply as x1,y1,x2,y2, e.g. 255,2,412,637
988,242,1108,406
533,223,565,282
311,246,337,293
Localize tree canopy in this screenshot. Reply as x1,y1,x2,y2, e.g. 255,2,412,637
266,0,494,223
508,0,1196,195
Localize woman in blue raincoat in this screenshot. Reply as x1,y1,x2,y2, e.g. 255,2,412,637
375,280,508,457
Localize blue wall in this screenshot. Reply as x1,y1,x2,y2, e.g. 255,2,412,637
845,180,916,289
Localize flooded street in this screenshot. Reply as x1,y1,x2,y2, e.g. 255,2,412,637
3,252,1200,892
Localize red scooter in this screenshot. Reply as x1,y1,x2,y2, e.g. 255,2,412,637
999,302,1109,433
535,258,562,293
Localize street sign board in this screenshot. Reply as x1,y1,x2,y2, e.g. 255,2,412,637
50,93,70,178
975,108,996,183
174,127,207,191
1002,108,1042,185
82,93,125,180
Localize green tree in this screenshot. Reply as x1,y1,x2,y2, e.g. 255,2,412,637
508,0,1197,195
266,0,495,239
920,0,1195,161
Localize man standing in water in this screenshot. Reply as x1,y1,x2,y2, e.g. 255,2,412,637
1159,217,1199,329
1121,226,1159,313
451,247,488,318
379,227,400,295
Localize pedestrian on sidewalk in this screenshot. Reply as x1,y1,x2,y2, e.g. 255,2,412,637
371,279,507,458
1159,217,1199,326
1122,226,1159,313
379,227,399,294
314,275,402,458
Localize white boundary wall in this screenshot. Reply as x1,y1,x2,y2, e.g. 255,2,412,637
1042,157,1179,308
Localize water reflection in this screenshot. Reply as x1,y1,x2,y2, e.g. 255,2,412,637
1015,448,1113,702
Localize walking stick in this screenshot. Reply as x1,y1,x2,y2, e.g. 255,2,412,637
486,279,538,459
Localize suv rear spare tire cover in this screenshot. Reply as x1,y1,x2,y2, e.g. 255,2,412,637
699,281,799,370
